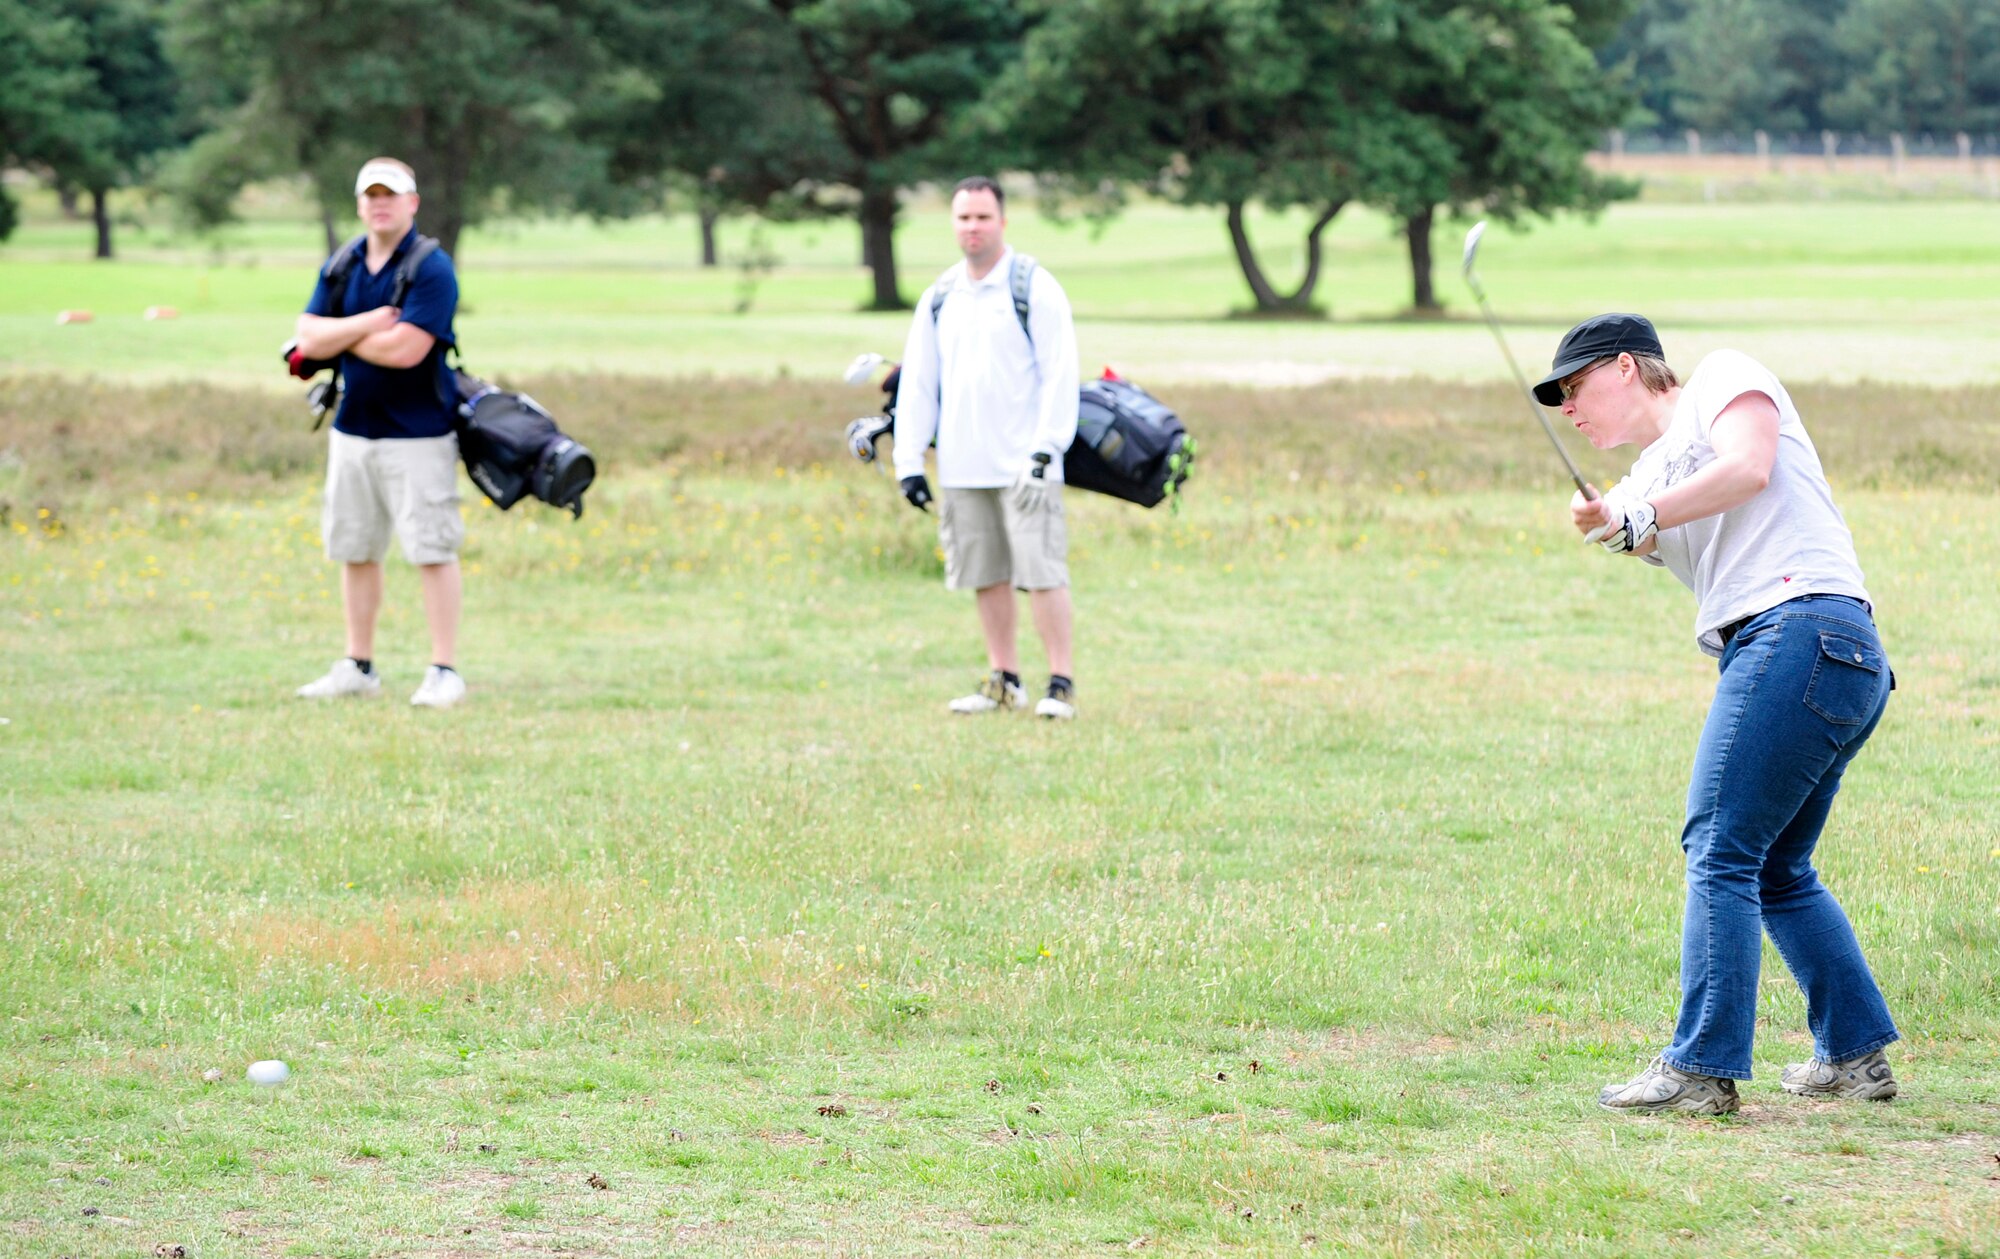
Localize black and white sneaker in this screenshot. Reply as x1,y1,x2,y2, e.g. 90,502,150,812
1034,677,1076,721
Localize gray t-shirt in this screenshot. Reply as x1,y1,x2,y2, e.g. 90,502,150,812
1608,349,1869,657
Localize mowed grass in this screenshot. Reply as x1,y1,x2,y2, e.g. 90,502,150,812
3,377,1998,1257
5,192,2000,388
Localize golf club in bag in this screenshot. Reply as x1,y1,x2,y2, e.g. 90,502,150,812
841,354,1196,509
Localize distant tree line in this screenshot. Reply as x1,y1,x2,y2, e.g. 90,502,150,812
2,0,1995,311
1603,0,2000,138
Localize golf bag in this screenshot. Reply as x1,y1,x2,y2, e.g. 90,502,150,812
844,364,1195,509
454,372,596,518
1066,372,1193,508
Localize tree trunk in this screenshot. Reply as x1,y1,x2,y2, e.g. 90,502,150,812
699,206,719,267
90,187,113,259
858,184,904,310
320,202,339,256
57,185,81,219
1225,200,1344,312
1405,205,1438,312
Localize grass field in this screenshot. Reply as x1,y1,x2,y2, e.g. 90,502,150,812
5,191,2000,389
4,343,2000,1255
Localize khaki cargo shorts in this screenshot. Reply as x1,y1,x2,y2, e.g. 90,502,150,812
939,485,1068,592
322,430,465,566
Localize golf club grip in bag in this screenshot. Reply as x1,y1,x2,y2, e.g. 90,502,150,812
453,371,596,518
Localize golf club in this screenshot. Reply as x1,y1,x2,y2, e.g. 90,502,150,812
1461,221,1596,502
842,351,885,386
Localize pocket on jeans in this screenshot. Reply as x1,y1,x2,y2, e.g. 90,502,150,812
1804,629,1885,725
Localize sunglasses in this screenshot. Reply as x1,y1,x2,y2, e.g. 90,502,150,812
1559,358,1613,401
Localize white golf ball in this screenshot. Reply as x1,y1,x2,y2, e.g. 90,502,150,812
246,1059,290,1086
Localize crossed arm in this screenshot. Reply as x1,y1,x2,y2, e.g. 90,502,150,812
293,307,437,369
1572,392,1781,556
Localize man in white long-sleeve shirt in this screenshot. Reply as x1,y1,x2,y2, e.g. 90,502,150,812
895,176,1081,719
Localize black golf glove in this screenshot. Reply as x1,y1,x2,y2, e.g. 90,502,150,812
900,474,934,513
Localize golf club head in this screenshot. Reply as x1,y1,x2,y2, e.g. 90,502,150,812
842,352,885,386
1461,220,1486,276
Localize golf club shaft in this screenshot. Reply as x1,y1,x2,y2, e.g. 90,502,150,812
1469,290,1595,500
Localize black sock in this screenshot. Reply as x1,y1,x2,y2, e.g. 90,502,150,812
1049,673,1073,695
432,664,457,676
350,658,373,676
1000,670,1021,689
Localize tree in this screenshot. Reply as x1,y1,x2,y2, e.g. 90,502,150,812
764,0,1026,310
1372,0,1636,312
42,0,186,258
1825,0,2000,134
0,0,107,242
571,0,846,268
166,0,623,257
1001,0,1384,315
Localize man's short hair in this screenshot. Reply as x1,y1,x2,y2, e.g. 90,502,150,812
952,176,1004,213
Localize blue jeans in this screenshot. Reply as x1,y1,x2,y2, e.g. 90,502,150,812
1663,595,1899,1081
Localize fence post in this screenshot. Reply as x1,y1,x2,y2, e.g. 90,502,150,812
1958,132,1973,165
1755,130,1772,171
1686,128,1702,159
1822,129,1839,172
1890,133,1905,177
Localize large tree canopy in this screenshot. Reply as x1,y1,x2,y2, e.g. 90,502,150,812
572,0,846,267
764,0,1027,310
0,0,111,242
1001,0,1631,315
999,0,1383,313
167,0,623,257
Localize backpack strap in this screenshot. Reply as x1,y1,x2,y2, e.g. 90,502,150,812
927,254,1035,346
320,235,368,318
1009,253,1036,348
391,235,440,307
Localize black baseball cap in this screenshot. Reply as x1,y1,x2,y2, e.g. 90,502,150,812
1533,313,1664,406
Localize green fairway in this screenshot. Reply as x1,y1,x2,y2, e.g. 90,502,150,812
5,194,2000,389
3,375,1997,1257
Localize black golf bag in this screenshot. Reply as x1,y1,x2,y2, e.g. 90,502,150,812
845,366,1195,509
454,372,596,518
1065,373,1194,508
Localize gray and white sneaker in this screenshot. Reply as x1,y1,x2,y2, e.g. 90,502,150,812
410,665,467,709
949,671,1025,715
296,658,381,700
1598,1057,1741,1115
1781,1050,1897,1101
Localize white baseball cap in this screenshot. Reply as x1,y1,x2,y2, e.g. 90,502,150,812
354,160,417,196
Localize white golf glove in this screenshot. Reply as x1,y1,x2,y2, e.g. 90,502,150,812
1584,496,1658,555
1010,452,1057,513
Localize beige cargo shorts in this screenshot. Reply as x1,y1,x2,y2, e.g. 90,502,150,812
938,485,1068,592
322,430,465,566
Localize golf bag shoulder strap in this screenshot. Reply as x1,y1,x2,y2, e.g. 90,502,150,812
319,233,441,316
320,236,368,317
1009,253,1036,347
928,254,1036,346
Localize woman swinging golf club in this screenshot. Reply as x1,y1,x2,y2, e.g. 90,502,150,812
1546,314,1900,1114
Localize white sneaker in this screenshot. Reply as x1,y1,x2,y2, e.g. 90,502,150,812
409,665,466,709
1034,679,1077,721
949,671,1025,715
296,658,381,700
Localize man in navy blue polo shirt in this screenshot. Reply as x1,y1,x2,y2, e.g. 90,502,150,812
291,157,468,709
